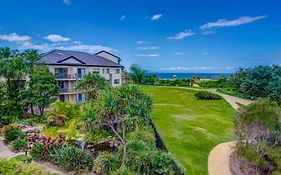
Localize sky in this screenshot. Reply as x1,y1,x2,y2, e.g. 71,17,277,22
0,0,280,73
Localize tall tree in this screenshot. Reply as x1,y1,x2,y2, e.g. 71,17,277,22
22,66,59,115
76,73,109,101
129,64,146,84
94,85,152,168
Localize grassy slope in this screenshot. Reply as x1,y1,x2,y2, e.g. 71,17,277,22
141,86,235,175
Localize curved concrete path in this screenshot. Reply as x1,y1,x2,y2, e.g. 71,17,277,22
208,89,253,111
207,91,252,175
208,141,236,175
0,137,65,175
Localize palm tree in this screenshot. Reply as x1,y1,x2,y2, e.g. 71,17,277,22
129,64,146,84
0,47,19,59
22,49,42,73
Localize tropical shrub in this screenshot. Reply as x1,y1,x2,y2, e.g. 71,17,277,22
4,127,26,143
124,145,174,175
235,99,281,174
76,72,109,101
30,143,45,160
12,139,28,151
10,155,32,164
0,158,52,175
49,146,93,172
194,91,222,100
47,100,81,126
111,168,133,175
93,152,120,174
127,128,155,148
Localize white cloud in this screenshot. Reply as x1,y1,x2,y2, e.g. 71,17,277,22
200,15,267,30
166,30,195,40
137,46,159,50
0,33,31,42
202,30,215,35
44,34,70,42
62,0,71,5
136,41,145,44
150,14,162,21
136,54,159,57
21,41,50,51
174,52,184,55
120,15,127,21
58,44,112,54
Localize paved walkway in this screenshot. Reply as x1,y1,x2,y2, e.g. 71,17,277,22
0,137,65,175
0,137,16,158
206,91,252,175
208,89,253,111
208,141,236,175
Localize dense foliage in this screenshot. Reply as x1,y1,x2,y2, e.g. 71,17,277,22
0,158,52,175
4,127,26,143
194,91,222,100
198,65,281,105
235,99,281,174
0,47,58,125
76,72,109,101
49,146,93,172
46,100,81,126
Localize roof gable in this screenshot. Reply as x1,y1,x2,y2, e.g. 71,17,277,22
57,56,85,64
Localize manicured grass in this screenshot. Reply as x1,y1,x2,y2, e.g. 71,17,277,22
141,86,235,175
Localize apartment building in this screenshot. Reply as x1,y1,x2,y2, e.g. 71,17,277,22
41,50,124,103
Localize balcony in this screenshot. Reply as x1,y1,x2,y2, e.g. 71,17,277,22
55,73,76,80
59,88,77,94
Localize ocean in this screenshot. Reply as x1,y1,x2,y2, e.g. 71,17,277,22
148,73,232,80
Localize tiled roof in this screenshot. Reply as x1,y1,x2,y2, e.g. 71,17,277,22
41,50,123,67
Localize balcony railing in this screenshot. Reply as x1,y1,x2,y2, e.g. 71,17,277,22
59,88,76,93
55,73,76,79
55,73,85,79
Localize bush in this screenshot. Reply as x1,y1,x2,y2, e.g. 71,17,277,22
112,168,133,175
4,127,26,143
123,143,174,175
194,91,222,100
12,139,28,151
93,152,120,174
127,128,155,148
47,100,81,126
49,146,93,172
0,158,52,175
10,155,32,164
30,143,45,160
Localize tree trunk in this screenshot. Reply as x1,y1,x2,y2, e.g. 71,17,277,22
39,106,44,115
30,104,35,115
121,122,127,168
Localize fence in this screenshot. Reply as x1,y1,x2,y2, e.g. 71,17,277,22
150,122,185,175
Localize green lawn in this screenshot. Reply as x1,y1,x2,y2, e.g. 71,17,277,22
141,86,235,175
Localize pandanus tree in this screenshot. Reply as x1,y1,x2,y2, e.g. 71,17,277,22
129,64,147,84
93,85,152,168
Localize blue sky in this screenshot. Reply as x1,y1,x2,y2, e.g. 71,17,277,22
0,0,280,73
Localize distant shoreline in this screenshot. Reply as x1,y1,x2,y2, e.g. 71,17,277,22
147,72,232,80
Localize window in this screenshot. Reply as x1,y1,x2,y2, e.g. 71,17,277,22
114,79,120,84
103,68,110,74
55,68,68,78
77,68,85,78
114,69,120,74
93,68,100,73
78,93,83,102
59,95,65,102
